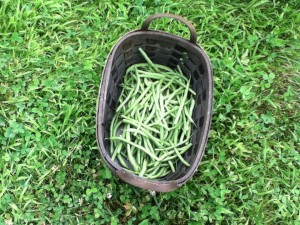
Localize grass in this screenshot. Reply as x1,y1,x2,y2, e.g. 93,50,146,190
0,0,299,224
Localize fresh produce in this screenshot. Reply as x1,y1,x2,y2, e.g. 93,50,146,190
109,48,195,179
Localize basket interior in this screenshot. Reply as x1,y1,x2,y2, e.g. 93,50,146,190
102,32,210,181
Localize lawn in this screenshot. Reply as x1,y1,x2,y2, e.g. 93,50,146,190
0,0,299,224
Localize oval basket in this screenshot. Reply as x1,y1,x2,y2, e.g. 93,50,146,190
96,13,213,192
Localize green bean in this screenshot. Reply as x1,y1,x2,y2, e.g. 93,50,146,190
172,80,196,95
144,106,156,125
159,84,165,117
109,115,118,154
121,117,160,134
159,143,192,161
164,88,185,106
133,67,141,96
189,88,196,96
147,161,168,169
113,120,123,136
163,124,169,139
180,111,188,143
137,71,167,80
151,84,160,114
136,145,141,165
155,138,190,151
158,170,172,179
168,120,182,131
184,105,195,126
174,148,190,166
177,65,183,76
164,73,190,89
166,71,188,82
143,137,152,154
138,48,159,72
144,78,159,86
155,64,175,73
186,125,192,141
173,128,179,145
110,120,123,156
125,63,149,75
156,86,169,130
139,159,148,177
137,68,195,96
117,154,128,168
134,106,147,136
145,166,156,174
112,142,123,161
160,77,176,93
116,88,135,112
137,139,143,165
189,98,196,125
146,164,161,176
168,99,179,105
109,136,160,161
168,160,176,173
147,167,169,179
125,129,139,172
125,127,163,148
130,93,152,118
123,87,152,115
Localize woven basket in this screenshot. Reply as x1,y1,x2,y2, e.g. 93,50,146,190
96,13,213,192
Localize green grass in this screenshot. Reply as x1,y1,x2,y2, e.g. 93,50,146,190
0,0,299,224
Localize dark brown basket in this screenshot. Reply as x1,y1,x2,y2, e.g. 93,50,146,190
96,14,213,192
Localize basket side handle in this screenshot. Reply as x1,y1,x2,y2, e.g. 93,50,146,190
141,13,197,44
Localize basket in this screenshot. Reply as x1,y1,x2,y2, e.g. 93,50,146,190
96,13,213,192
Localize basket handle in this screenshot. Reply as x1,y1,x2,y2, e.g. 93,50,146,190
141,13,197,44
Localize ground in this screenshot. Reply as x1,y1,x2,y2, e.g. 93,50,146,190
0,0,299,224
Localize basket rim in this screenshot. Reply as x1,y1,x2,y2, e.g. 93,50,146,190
96,29,213,192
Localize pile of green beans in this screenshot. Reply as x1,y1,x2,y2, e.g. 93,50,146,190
109,48,195,179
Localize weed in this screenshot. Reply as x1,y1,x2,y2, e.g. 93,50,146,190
0,0,299,224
